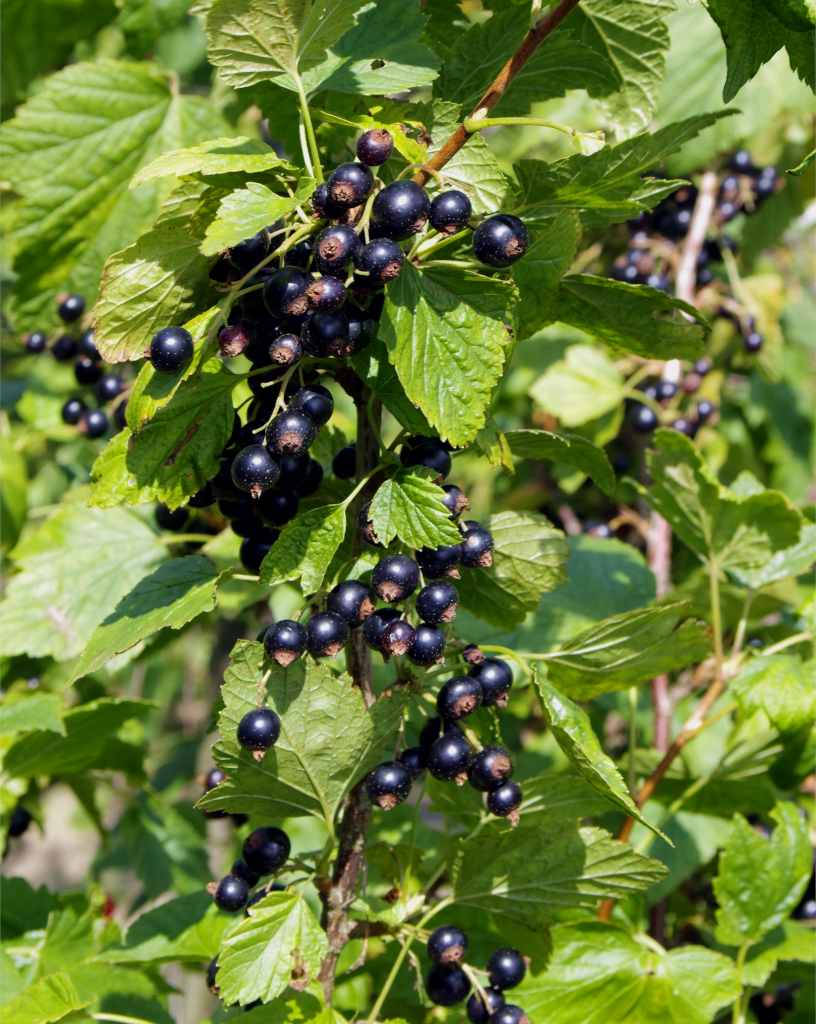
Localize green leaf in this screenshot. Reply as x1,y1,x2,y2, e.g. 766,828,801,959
0,505,164,661
350,338,433,436
259,503,347,593
452,820,667,925
731,655,816,734
200,177,313,257
4,698,152,777
457,511,568,629
512,212,581,339
217,890,328,1006
529,344,624,427
535,672,665,837
102,892,227,964
200,641,404,827
514,921,738,1024
368,470,462,550
0,693,64,737
0,971,90,1024
0,435,27,552
738,920,816,987
728,521,816,590
71,556,221,682
545,602,710,699
714,802,813,946
132,135,293,186
642,429,803,571
504,429,616,497
381,263,516,446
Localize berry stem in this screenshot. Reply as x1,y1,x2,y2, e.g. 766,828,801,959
461,115,587,145
296,77,323,182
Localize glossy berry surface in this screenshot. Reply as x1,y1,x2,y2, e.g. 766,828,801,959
259,489,299,526
237,707,280,752
696,399,716,422
263,619,307,666
52,334,78,361
631,403,659,433
354,238,404,285
239,535,276,573
427,728,471,781
96,373,125,403
486,781,523,819
327,162,373,207
744,330,764,353
8,806,32,838
264,268,310,317
155,504,188,531
150,326,193,373
61,396,86,425
57,293,85,323
441,483,469,518
430,189,472,234
398,746,426,778
206,957,219,992
372,554,420,602
25,331,47,354
306,612,350,657
416,581,458,624
307,275,346,312
366,760,412,809
379,618,416,657
303,311,351,357
80,408,109,438
437,676,483,721
214,874,249,912
356,128,393,166
231,858,261,887
428,925,468,964
468,746,513,791
400,436,451,478
269,332,302,367
487,948,526,990
315,225,360,276
243,825,291,874
289,384,334,426
489,1006,529,1024
417,543,462,579
425,964,470,1006
231,444,281,498
460,521,494,568
267,412,317,457
471,658,513,707
333,445,357,479
327,580,375,627
74,355,103,386
468,989,506,1023
362,607,400,650
372,181,430,239
409,624,445,666
473,214,529,267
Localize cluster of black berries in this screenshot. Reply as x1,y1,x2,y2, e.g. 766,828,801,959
201,766,247,827
424,925,528,1023
209,824,290,913
628,362,718,437
4,805,32,847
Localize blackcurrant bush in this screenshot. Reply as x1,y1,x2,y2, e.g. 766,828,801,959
400,435,451,478
303,310,352,357
259,488,299,526
214,874,249,912
96,373,125,403
263,619,308,666
366,760,412,810
468,746,513,791
417,543,462,579
487,949,526,990
237,707,280,752
428,924,468,964
473,214,529,267
296,457,324,497
362,607,400,650
8,805,32,838
671,417,696,437
232,858,261,887
425,964,471,1006
729,149,756,173
655,379,677,401
312,182,342,218
356,128,394,166
379,618,416,657
441,483,469,518
467,988,506,1023
398,746,426,779
155,503,189,531
470,658,513,708
744,330,764,353
486,781,523,819
204,766,226,791
326,161,373,208
231,444,281,498
416,581,458,624
460,521,494,568
80,408,109,438
243,825,291,874
437,676,482,721
427,728,471,782
264,268,311,317
409,624,445,666
269,332,302,367
24,331,47,354
327,580,375,628
288,384,334,426
315,225,360,276
239,534,277,573
267,411,317,457
630,403,659,433
489,1005,529,1024
354,238,404,285
333,444,357,479
372,181,430,239
61,396,86,425
74,355,103,386
150,326,193,373
372,554,420,602
429,189,472,234
696,399,716,422
57,292,85,323
229,230,269,273
306,275,347,312
755,167,778,201
52,334,78,362
206,957,219,992
306,612,350,657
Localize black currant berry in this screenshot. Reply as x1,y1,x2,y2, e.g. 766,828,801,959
289,384,334,426
243,825,291,874
229,230,269,273
155,503,189,531
314,225,360,276
206,957,219,992
189,482,215,508
303,311,352,357
426,964,471,1006
285,238,313,269
489,1006,529,1024
729,149,756,173
362,607,400,650
214,874,249,912
332,444,357,479
417,543,462,579
467,988,506,1023
655,379,677,401
52,334,78,362
696,399,716,422
418,715,442,751
372,181,430,239
366,760,412,810
462,644,485,666
231,858,261,887
8,805,32,838
400,435,451,478
380,618,416,657
24,331,47,354
306,275,347,312
473,215,529,267
204,767,226,791
671,417,696,437
630,403,659,433
263,619,307,666
441,483,469,518
268,332,302,367
470,658,513,708
259,489,299,526
428,925,468,964
468,746,513,791
74,355,103,386
57,292,85,323
356,129,394,166
297,457,324,497
267,412,317,457
486,781,523,820
437,676,483,721
306,612,350,657
80,408,109,439
409,624,445,666
354,239,404,285
264,268,311,317
327,580,375,627
61,396,86,425
487,949,526,990
96,373,125,403
429,189,473,234
427,728,471,782
239,534,277,573
416,581,458,624
327,162,373,208
312,183,341,218
114,400,128,431
398,746,426,779
237,707,281,752
460,521,494,568
744,330,763,353
372,554,420,602
231,444,281,498
150,326,193,373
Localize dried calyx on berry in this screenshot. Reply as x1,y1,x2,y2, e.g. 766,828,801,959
263,619,307,667
366,760,412,810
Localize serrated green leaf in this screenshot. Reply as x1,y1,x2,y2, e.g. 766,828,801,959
381,263,515,446
0,971,90,1024
368,470,462,550
529,344,624,427
200,176,314,256
731,655,816,734
728,521,816,590
132,135,294,186
101,892,227,964
0,693,64,737
738,920,816,987
350,338,433,436
259,504,347,593
505,429,616,497
512,212,581,339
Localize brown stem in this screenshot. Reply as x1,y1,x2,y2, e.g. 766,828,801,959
675,171,719,305
412,0,583,186
647,513,672,755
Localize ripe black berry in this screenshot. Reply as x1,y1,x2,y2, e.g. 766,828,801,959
398,746,426,779
437,676,482,721
314,225,360,276
214,874,249,912
467,988,506,1024
24,331,47,354
74,355,103,386
332,445,357,479
259,489,299,526
460,521,494,568
400,436,451,478
306,275,346,312
473,215,529,267
267,411,317,457
264,619,307,666
354,239,404,285
239,534,277,573
356,129,394,166
312,182,344,219
441,483,469,518
696,399,716,422
150,326,193,373
372,181,430,239
417,543,462,579
8,805,32,838
327,580,375,627
470,658,513,708
155,503,189,531
204,767,226,791
276,453,322,496
426,964,470,1006
237,707,280,752
285,238,312,269
206,957,219,992
489,1005,529,1024
231,858,261,887
430,189,473,234
61,396,86,425
656,379,677,401
487,949,526,990
366,760,412,810
380,618,416,657
428,925,468,964
416,581,458,624
729,149,756,173
372,554,420,603
231,444,281,498
327,162,373,208
289,384,334,426
303,311,352,357
694,355,713,375
630,403,658,433
306,612,350,657
419,715,442,751
96,373,125,403
80,408,109,439
265,268,311,317
269,332,302,367
362,607,400,650
57,293,85,323
243,825,291,874
744,330,763,353
229,230,269,273
468,746,513,791
486,781,523,819
409,624,445,666
52,334,78,361
671,417,696,437
427,728,471,782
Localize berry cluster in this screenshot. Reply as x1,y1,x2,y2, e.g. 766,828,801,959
424,925,529,1023
209,824,290,913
